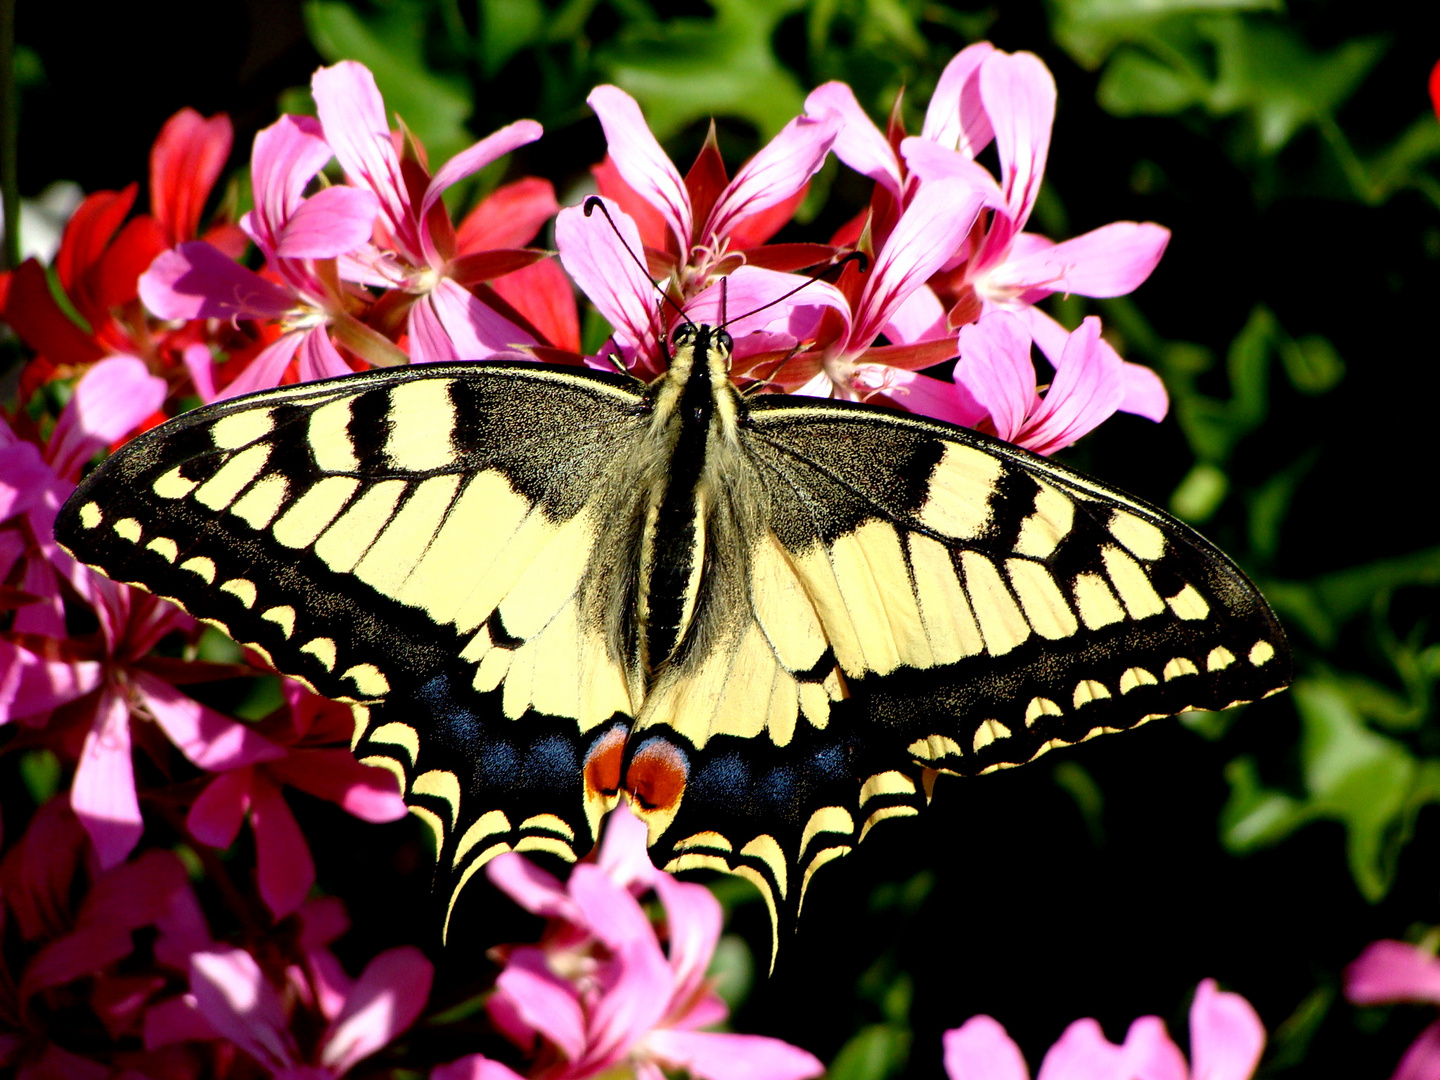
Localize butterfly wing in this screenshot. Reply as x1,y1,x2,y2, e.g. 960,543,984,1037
55,362,648,909
628,394,1290,939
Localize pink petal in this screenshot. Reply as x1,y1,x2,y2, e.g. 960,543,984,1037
870,367,989,427
320,945,433,1074
922,42,997,157
588,85,692,250
652,876,722,1007
942,1016,1030,1080
706,110,839,244
1393,1020,1440,1080
248,114,336,250
487,853,584,921
425,278,538,360
980,49,1055,243
188,947,298,1069
135,670,286,770
140,241,295,322
432,1056,530,1080
182,342,218,402
153,882,214,970
491,947,588,1061
955,310,1038,441
682,265,849,347
269,747,408,822
275,185,381,260
1035,1018,1130,1080
853,179,985,347
217,331,306,401
648,1030,825,1080
555,199,659,361
990,223,1170,300
1020,315,1123,454
0,638,103,724
1347,941,1440,1005
47,356,167,478
1118,360,1169,422
599,801,661,890
418,120,544,266
186,769,254,849
71,684,144,869
1189,979,1265,1080
570,866,674,1059
408,293,462,365
295,327,354,384
900,140,1006,206
806,82,902,196
250,775,315,918
312,61,418,259
1114,1016,1188,1080
0,440,50,520
883,284,947,345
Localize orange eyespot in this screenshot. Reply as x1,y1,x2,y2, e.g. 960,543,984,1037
624,737,689,812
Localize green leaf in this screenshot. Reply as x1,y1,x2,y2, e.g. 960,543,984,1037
598,0,809,140
827,1024,911,1080
305,0,474,164
479,0,547,78
1222,677,1436,902
1097,47,1205,116
1170,462,1228,522
1048,0,1281,70
1278,333,1344,396
19,749,62,806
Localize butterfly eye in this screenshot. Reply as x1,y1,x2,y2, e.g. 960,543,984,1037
672,324,697,347
715,329,733,354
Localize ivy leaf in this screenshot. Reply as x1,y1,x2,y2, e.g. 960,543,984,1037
1221,678,1440,902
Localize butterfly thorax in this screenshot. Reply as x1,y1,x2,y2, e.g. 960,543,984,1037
634,324,745,678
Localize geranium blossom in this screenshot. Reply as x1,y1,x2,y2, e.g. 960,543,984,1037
805,42,1168,426
186,681,408,918
436,806,823,1080
313,61,548,364
141,112,391,399
145,931,433,1076
1346,939,1440,1080
0,357,284,865
944,979,1265,1080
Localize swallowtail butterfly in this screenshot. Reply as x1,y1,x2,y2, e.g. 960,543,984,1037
56,323,1290,949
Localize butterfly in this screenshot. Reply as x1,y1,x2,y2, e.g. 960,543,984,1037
55,321,1290,951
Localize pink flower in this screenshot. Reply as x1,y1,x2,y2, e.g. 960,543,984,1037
312,60,545,364
141,113,394,400
0,357,285,866
581,85,841,378
808,43,1169,424
1346,939,1440,1080
186,681,407,918
146,936,433,1077
943,979,1265,1080
557,198,849,380
436,806,823,1080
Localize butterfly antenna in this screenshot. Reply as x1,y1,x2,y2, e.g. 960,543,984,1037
722,250,870,330
583,196,693,333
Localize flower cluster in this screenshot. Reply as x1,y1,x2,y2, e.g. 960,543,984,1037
2,39,1174,1076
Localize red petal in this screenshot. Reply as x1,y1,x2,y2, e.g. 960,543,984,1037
455,176,560,252
725,183,808,249
593,155,670,252
489,257,581,353
55,186,137,294
93,215,168,311
150,108,234,245
1,259,105,365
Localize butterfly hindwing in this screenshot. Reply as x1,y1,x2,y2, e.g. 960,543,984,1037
631,396,1289,932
